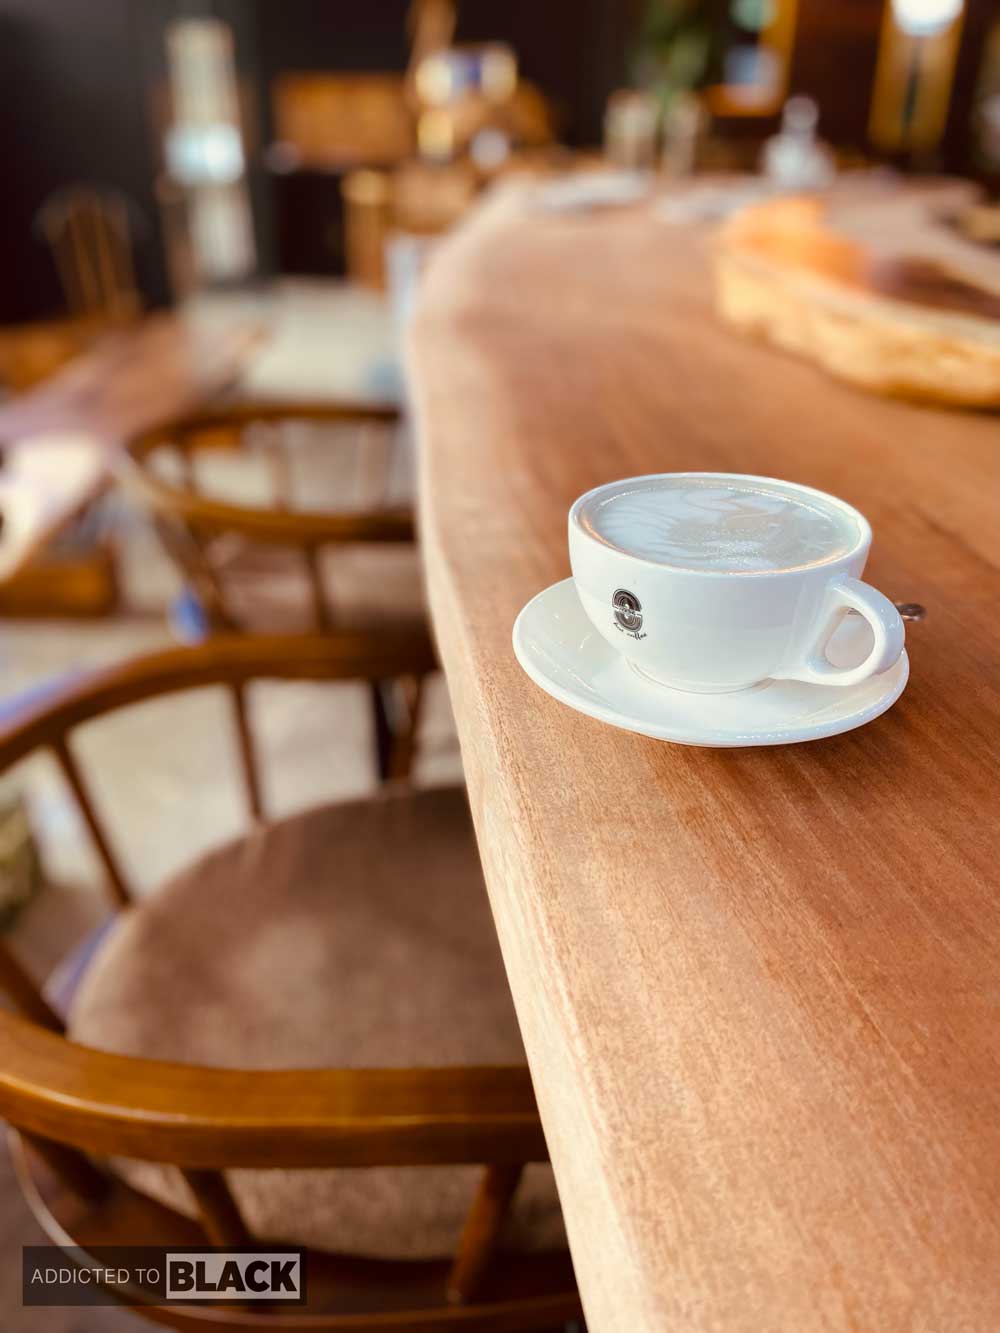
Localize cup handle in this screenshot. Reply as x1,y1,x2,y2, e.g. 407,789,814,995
782,577,905,688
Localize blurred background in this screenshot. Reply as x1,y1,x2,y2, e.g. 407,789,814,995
0,0,997,330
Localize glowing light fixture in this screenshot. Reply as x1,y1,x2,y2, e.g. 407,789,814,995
163,18,255,285
165,123,244,186
890,0,962,37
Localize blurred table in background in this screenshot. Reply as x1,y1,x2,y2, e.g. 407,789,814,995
0,310,260,443
0,316,112,395
0,436,106,583
0,311,260,605
411,178,1000,1332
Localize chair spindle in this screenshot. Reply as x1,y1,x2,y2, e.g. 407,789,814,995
152,516,236,633
387,674,426,782
174,441,199,495
230,682,264,823
182,1169,252,1248
354,421,393,508
370,681,394,784
266,423,293,510
67,210,99,315
0,938,65,1031
51,737,132,907
18,1130,110,1203
303,544,332,631
446,1162,525,1304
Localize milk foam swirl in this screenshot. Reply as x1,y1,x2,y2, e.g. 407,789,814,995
581,479,858,572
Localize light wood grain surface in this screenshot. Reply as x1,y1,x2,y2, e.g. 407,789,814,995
410,184,1000,1332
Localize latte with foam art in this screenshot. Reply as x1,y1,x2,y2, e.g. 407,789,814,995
579,476,860,574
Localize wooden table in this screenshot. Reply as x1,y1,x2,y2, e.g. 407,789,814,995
410,186,1000,1332
0,313,260,579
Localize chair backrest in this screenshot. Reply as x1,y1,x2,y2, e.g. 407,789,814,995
0,635,578,1329
119,401,411,635
36,186,142,324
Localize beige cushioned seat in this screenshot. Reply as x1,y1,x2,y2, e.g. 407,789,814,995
69,787,563,1259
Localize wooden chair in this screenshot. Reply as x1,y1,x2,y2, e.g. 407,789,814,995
117,400,429,781
0,633,581,1330
36,186,142,325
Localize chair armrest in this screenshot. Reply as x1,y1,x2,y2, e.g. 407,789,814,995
114,450,417,545
116,397,413,544
175,399,402,430
0,1011,548,1169
0,632,438,770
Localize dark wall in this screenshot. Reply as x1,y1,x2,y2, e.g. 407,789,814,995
454,0,638,146
6,2,986,324
0,0,172,321
255,0,412,77
943,0,1000,182
0,0,636,321
255,0,637,278
252,0,636,146
789,0,882,150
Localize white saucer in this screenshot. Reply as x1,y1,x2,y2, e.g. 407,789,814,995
512,578,909,748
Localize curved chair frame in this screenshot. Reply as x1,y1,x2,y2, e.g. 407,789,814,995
118,400,431,782
117,400,412,563
0,635,580,1331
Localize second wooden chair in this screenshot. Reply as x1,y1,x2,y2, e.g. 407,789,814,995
118,400,431,780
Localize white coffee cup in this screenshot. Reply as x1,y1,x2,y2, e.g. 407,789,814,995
568,472,905,693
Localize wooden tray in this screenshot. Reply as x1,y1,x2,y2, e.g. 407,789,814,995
714,184,1000,408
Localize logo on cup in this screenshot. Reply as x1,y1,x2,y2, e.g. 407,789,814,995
612,588,643,635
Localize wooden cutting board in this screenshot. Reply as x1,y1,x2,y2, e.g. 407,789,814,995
714,183,1000,408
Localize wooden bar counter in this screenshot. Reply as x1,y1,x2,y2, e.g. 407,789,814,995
410,186,1000,1332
